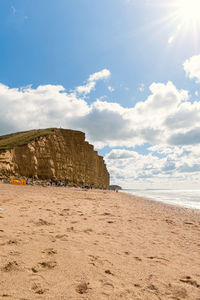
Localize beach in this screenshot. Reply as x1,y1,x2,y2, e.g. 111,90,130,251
0,182,199,300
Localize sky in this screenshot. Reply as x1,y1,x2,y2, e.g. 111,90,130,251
0,0,200,189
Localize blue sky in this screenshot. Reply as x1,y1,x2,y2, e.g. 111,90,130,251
0,0,200,188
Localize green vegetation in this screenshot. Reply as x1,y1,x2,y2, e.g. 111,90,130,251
0,128,56,150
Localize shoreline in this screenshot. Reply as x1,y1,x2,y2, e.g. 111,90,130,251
120,191,200,223
121,189,200,211
0,183,199,299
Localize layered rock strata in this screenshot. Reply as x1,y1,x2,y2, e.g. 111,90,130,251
0,129,109,189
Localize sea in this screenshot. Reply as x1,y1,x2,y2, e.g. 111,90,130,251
122,189,200,210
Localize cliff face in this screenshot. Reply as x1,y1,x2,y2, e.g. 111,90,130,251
0,129,109,189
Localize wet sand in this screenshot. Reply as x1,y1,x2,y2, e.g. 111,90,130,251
0,182,199,299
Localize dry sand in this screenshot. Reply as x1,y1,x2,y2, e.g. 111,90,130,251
0,182,199,300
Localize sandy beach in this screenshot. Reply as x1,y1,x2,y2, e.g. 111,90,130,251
0,182,199,300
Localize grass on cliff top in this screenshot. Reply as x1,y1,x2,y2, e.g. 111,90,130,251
0,128,56,150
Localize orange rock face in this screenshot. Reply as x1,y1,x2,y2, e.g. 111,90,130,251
0,129,109,189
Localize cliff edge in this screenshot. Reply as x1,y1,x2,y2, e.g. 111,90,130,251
0,128,109,189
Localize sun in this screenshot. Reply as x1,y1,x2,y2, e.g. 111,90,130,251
145,0,200,45
165,0,200,44
176,0,200,23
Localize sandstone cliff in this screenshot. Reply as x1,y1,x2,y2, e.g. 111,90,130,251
0,129,109,189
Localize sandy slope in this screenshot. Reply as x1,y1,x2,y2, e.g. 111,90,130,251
0,182,199,300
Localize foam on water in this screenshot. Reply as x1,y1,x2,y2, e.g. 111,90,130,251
122,189,200,209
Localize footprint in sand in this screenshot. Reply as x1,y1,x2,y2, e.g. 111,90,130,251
55,234,68,241
147,256,169,265
7,239,18,245
83,228,93,234
32,282,47,295
134,257,142,262
168,283,188,299
101,212,112,216
180,276,200,288
184,221,194,225
105,269,114,275
62,208,70,212
88,254,99,262
165,218,175,225
42,248,57,255
34,219,54,226
75,282,90,294
1,261,19,272
38,261,57,269
66,226,74,232
102,282,114,296
147,283,159,293
9,251,21,256
31,261,57,272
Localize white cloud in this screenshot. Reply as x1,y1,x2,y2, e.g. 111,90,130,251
106,149,138,160
1,63,200,188
183,54,200,83
138,83,145,92
76,69,111,95
168,127,200,145
108,85,115,92
76,81,96,95
105,146,200,188
0,83,90,134
88,69,110,82
1,79,199,149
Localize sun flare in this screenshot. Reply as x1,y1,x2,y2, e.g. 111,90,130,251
176,0,200,23
164,0,200,44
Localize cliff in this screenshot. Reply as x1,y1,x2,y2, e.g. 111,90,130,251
0,128,109,189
